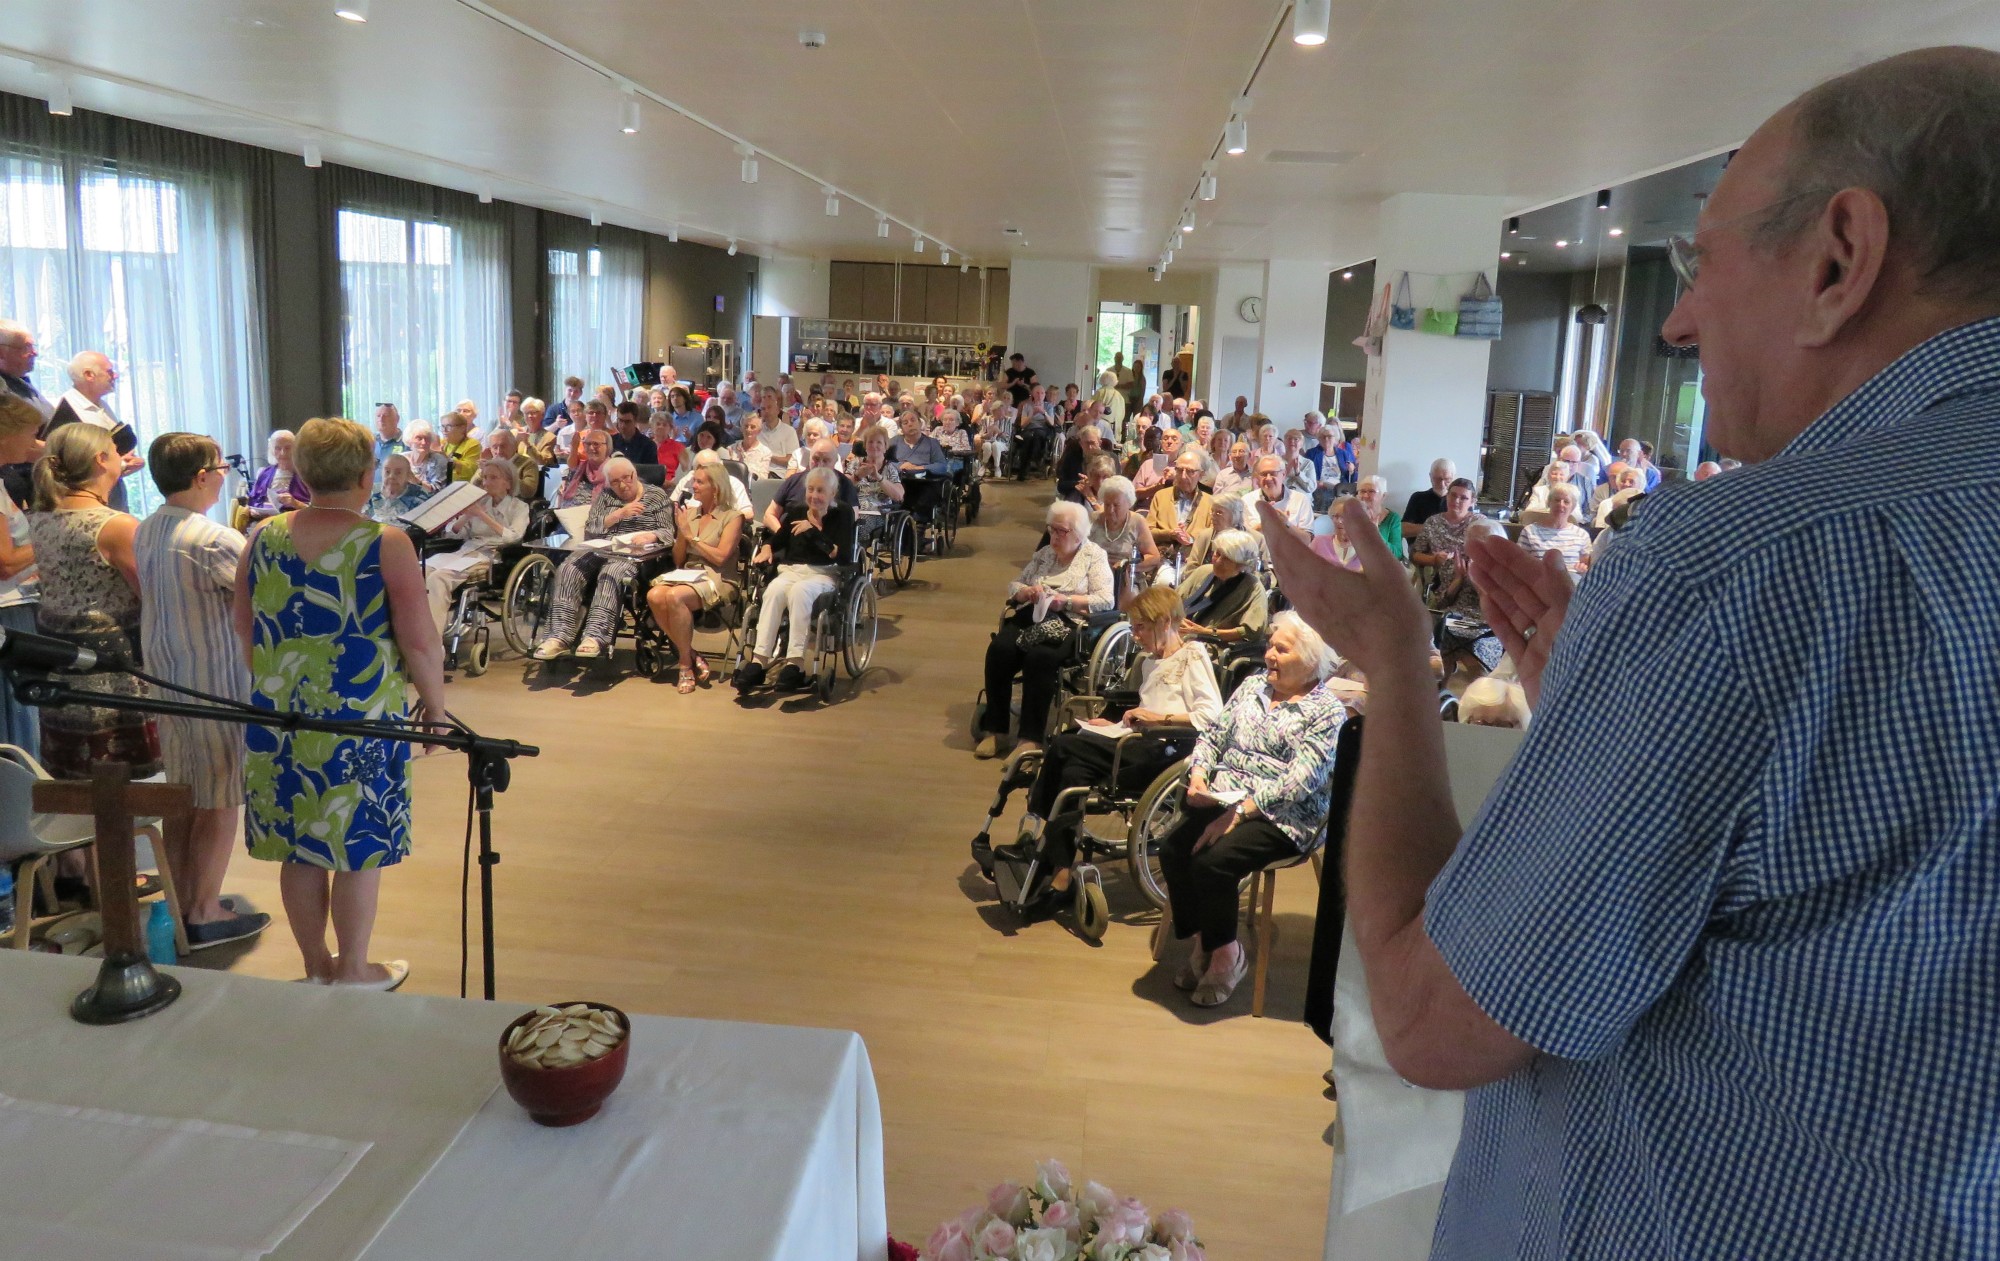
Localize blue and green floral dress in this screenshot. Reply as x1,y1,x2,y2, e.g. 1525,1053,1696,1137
244,515,412,870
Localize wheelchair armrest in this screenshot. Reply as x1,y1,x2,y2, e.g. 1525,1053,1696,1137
1082,609,1124,630
1108,724,1198,782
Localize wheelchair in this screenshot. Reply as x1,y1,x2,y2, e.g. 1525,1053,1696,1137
968,607,1137,747
415,503,557,677
733,529,880,703
501,529,673,675
857,507,919,589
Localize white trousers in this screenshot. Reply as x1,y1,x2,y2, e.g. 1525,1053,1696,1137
425,552,492,634
753,564,837,660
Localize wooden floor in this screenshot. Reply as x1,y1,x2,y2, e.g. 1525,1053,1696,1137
205,478,1336,1257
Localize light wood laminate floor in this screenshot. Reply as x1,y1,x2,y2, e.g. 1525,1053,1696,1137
204,479,1337,1257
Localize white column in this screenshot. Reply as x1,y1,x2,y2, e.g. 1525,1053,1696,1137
1359,193,1510,506
1005,259,1096,388
756,257,829,318
1258,260,1330,426
1206,263,1264,414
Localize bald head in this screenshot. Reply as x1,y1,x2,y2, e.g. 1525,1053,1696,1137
808,438,840,469
68,352,115,402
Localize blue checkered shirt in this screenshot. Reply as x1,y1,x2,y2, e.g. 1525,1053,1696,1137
1423,317,2000,1259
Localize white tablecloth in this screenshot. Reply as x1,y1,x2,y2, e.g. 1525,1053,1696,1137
0,954,887,1261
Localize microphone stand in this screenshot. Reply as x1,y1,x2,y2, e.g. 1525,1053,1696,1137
8,671,537,1020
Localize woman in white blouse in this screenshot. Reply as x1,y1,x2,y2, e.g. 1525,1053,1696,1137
1520,482,1592,575
975,500,1113,759
423,459,531,633
732,413,775,480
997,584,1223,909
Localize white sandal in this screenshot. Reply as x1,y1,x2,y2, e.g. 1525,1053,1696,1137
1190,949,1247,1007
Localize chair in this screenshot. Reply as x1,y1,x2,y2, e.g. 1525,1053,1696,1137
1244,851,1319,1018
0,745,186,956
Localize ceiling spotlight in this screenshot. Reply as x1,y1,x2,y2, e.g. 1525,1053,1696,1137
1180,214,1194,234
478,185,493,204
727,239,738,256
1608,227,1625,237
961,263,969,274
1198,171,1217,201
823,188,839,217
1154,270,1163,282
1517,256,1528,265
1163,248,1174,265
1294,0,1331,45
668,225,679,243
334,0,369,21
620,93,641,135
44,73,73,117
1341,270,1354,280
1224,115,1248,155
302,141,322,168
799,28,826,49
941,250,951,264
876,217,890,239
740,155,759,183
1596,189,1611,211
1555,239,1569,248
914,237,924,254
590,209,602,227
1500,251,1511,259
1507,216,1520,235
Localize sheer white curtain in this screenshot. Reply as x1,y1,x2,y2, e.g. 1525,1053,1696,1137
332,171,510,429
0,96,268,517
546,219,643,391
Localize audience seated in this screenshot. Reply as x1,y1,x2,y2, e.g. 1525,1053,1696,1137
1459,676,1531,729
1075,453,1118,514
1520,484,1591,574
518,396,556,467
404,421,450,491
671,448,749,511
1000,585,1223,911
1411,478,1484,589
1162,612,1345,1008
1280,431,1316,495
1132,426,1181,495
764,440,857,530
1245,455,1314,545
1055,424,1104,503
1400,458,1453,538
366,454,427,523
731,414,773,480
555,428,611,510
611,401,658,465
532,455,674,661
424,459,530,633
1311,495,1363,569
889,411,950,519
439,411,482,483
1432,517,1508,678
1211,439,1256,501
975,500,1113,759
646,463,746,694
648,412,688,480
1176,529,1269,645
847,429,905,550
1089,475,1161,598
488,428,540,503
1592,463,1647,529
372,404,405,463
1145,451,1215,574
734,466,855,694
247,428,310,520
1355,474,1406,561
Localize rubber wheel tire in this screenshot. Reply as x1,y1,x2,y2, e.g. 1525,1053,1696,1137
464,635,490,677
1126,761,1188,911
1076,881,1110,942
842,579,878,676
501,554,557,656
963,483,981,524
939,495,959,552
889,517,915,588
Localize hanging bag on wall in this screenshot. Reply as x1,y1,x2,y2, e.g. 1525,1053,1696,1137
1456,271,1504,340
1354,281,1392,357
1419,278,1459,336
1388,272,1417,331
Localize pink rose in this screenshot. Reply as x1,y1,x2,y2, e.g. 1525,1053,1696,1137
924,1219,973,1261
1014,1226,1070,1261
987,1181,1031,1226
1035,1158,1074,1202
1037,1198,1081,1239
1153,1209,1195,1244
976,1218,1017,1258
1078,1180,1117,1222
1098,1202,1150,1248
1168,1242,1206,1261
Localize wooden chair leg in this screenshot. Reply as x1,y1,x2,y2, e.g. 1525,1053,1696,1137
142,822,189,958
1310,849,1324,883
10,857,36,950
1252,869,1278,1018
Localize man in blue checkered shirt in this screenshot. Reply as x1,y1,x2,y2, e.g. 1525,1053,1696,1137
1262,47,2000,1260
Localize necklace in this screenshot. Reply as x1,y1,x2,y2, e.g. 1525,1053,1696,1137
61,489,109,509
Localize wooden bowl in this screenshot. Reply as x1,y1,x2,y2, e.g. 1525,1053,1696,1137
497,1001,631,1127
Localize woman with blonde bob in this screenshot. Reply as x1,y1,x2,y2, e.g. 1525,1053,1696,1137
648,462,746,693
233,417,448,991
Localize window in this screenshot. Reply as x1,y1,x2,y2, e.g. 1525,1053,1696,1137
545,226,643,391
337,205,510,427
0,148,266,517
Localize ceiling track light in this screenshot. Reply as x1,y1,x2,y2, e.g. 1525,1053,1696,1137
334,0,369,21
620,93,641,135
740,155,759,183
667,225,679,243
1198,171,1217,201
302,141,322,168
914,237,925,254
823,188,839,217
590,209,603,227
1608,227,1625,237
43,72,73,117
941,250,951,264
960,263,969,274
1507,216,1520,235
1596,188,1611,211
478,185,493,204
728,239,738,256
1180,213,1194,234
1293,0,1331,46
876,218,890,239
1223,115,1248,156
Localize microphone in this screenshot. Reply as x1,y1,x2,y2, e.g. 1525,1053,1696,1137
0,626,125,673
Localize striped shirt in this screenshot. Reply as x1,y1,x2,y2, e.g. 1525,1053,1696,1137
1423,317,2000,1259
135,506,247,704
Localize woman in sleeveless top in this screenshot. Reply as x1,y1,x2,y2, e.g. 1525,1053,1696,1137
28,423,158,779
646,463,744,694
233,418,447,990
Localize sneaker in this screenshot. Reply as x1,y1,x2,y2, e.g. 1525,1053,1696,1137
774,662,807,691
532,638,566,661
184,911,272,951
575,637,604,659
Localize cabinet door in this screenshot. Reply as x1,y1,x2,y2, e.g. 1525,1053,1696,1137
860,264,896,322
925,268,960,325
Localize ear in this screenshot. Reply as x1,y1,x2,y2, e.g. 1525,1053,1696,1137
1795,187,1891,348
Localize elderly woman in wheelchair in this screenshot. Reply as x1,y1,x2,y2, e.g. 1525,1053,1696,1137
645,462,746,693
424,459,530,632
990,585,1223,919
974,500,1114,760
732,466,856,694
1175,528,1270,647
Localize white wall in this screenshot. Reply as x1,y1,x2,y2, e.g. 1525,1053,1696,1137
1207,263,1264,412
757,256,830,318
1006,258,1096,387
1259,260,1330,426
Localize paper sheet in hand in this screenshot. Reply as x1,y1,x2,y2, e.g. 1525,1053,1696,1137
397,481,485,533
656,568,708,584
0,1090,368,1261
1033,591,1054,622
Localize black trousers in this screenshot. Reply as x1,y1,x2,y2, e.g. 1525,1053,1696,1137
1027,729,1188,870
982,622,1069,739
1158,803,1298,951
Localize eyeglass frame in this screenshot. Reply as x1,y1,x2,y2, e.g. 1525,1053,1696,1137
1667,188,1833,289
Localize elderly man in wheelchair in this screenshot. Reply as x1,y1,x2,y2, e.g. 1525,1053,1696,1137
983,585,1223,926
531,456,676,661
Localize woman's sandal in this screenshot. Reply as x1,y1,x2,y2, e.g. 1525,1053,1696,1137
691,656,713,686
677,666,698,694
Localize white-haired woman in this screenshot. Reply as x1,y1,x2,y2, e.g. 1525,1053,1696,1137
1522,457,1576,519
1573,429,1612,488
1520,482,1591,575
978,393,1015,478
247,429,310,520
423,458,530,633
975,500,1112,758
734,465,855,693
1311,495,1363,570
1355,474,1406,561
532,456,675,661
1090,474,1161,603
1175,528,1269,644
403,420,450,492
1164,611,1347,1006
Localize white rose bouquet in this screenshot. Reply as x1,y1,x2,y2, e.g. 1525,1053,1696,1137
920,1159,1205,1261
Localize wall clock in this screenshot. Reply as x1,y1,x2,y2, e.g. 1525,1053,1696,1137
1238,296,1263,323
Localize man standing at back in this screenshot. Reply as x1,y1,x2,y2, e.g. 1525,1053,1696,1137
1262,47,2000,1259
0,321,50,509
49,351,142,510
1003,352,1036,406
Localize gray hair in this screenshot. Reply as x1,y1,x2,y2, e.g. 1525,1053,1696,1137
476,457,518,495
67,350,108,383
1045,499,1090,536
1270,610,1337,682
802,419,829,442
1428,458,1456,479
1098,475,1136,510
803,465,840,496
1210,528,1262,571
1549,482,1582,511
602,455,637,481
522,396,546,412
0,319,28,346
404,420,434,440
1360,474,1388,494
266,428,295,462
1254,453,1284,473
1761,48,2000,303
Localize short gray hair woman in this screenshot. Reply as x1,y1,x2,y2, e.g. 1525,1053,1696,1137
975,497,1113,758
1176,528,1270,643
1098,475,1136,512
423,457,531,633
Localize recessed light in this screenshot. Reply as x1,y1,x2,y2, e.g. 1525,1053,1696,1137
334,0,368,21
1341,271,1354,280
1555,240,1569,248
1500,251,1511,259
1608,228,1625,237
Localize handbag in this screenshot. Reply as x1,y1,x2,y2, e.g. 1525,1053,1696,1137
1419,279,1459,336
1388,273,1416,331
1353,282,1391,357
1456,271,1504,340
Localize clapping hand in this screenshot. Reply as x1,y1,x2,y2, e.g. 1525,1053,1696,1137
1258,497,1432,682
1464,532,1574,707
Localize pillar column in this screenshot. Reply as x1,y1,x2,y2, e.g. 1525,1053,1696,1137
1005,259,1096,389
1257,260,1330,425
1357,193,1510,506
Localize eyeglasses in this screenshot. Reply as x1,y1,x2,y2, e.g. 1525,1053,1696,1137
1667,189,1828,289
201,463,229,474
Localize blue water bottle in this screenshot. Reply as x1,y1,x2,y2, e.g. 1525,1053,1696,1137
0,869,13,939
145,900,177,964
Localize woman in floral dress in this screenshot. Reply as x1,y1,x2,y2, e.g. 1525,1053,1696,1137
233,417,447,990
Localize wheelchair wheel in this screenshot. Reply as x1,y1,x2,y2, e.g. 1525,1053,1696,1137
842,577,878,676
464,631,491,678
501,554,557,655
1075,876,1110,943
962,482,981,524
888,515,916,587
1086,621,1136,696
970,691,987,743
938,493,959,553
634,636,661,678
1126,761,1188,910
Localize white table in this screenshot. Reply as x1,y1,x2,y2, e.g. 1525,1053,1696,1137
0,953,887,1261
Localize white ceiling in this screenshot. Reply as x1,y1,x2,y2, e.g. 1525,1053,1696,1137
2,0,1997,268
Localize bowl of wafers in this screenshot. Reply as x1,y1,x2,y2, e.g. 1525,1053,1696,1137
497,1001,631,1126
